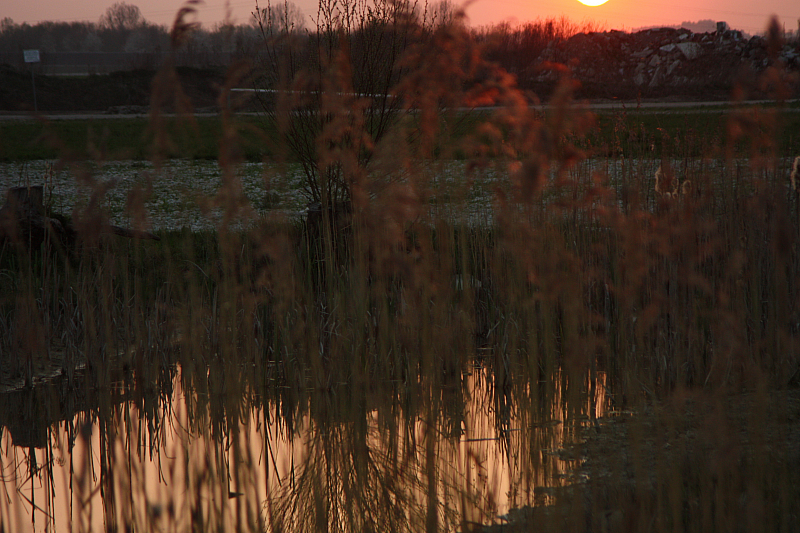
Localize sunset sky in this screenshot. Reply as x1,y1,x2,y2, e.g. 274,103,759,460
2,0,798,36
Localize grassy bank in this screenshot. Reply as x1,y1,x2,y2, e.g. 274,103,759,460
0,115,280,162
588,101,800,158
2,103,799,163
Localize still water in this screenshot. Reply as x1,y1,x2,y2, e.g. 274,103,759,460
0,361,606,532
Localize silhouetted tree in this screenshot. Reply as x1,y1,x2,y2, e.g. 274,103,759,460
99,2,144,32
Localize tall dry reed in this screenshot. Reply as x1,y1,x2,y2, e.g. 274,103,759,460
1,5,799,533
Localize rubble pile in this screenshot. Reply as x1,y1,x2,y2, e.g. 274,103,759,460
530,23,800,101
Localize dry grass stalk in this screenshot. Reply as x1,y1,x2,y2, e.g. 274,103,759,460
2,8,800,533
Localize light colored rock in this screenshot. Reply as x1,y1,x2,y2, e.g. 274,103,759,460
649,65,664,87
666,60,681,76
675,42,703,60
660,44,676,53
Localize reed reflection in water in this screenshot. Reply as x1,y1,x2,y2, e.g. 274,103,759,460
0,361,606,532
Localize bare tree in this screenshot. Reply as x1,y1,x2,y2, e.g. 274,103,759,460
428,0,455,27
253,0,306,33
99,2,145,32
253,0,430,206
0,17,14,33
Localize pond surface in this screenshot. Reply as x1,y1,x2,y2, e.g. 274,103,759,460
0,361,606,532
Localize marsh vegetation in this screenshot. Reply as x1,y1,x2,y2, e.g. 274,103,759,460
1,2,800,532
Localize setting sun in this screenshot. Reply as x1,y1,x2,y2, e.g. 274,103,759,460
577,0,609,5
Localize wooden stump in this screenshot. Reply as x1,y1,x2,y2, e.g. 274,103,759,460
0,185,160,251
0,185,52,249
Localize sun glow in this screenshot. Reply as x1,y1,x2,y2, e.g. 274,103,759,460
577,0,609,5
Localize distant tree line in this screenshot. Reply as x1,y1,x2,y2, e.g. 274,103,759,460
3,1,795,74
0,1,274,70
471,16,605,81
0,0,609,75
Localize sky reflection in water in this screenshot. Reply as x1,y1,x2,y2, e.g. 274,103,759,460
1,364,606,532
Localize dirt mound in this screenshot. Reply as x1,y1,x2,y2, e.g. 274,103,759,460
0,66,225,114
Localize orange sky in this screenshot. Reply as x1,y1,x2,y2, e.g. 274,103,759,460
2,0,798,36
